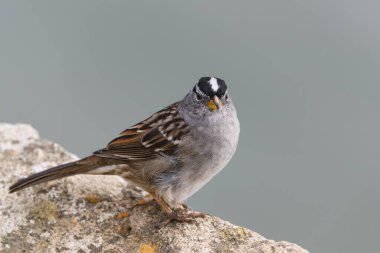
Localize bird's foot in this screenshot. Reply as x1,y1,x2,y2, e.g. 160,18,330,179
156,208,206,228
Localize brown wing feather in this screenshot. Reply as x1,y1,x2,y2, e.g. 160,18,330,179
93,102,189,160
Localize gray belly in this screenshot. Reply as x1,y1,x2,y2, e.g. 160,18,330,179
164,116,240,205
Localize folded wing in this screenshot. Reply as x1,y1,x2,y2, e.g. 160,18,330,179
93,102,189,160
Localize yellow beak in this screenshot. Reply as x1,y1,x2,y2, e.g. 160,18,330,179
207,96,223,111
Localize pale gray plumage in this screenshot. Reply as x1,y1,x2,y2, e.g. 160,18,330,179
9,77,240,217
159,86,240,206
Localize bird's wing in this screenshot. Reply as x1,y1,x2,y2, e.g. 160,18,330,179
93,102,190,160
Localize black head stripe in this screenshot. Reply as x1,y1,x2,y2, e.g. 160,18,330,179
194,77,227,98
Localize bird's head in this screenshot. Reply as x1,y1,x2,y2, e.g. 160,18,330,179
190,77,229,113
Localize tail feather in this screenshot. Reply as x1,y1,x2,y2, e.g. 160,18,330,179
9,156,100,193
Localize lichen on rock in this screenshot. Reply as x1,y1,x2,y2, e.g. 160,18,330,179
0,123,309,253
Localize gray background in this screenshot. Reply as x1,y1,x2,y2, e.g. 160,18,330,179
1,1,379,252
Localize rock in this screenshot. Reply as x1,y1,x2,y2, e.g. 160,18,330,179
0,123,309,253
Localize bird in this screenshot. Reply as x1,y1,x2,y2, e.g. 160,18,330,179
9,77,240,224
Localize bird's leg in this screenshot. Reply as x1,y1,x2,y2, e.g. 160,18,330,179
154,196,174,214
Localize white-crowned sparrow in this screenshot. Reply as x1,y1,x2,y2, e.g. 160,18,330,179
9,77,240,223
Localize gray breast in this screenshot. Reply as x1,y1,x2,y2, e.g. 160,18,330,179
166,108,240,205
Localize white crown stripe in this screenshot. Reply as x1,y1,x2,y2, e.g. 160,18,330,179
209,77,219,92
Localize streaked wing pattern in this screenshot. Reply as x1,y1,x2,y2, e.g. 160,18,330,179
93,102,189,160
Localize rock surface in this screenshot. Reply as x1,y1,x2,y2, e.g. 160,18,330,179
0,123,309,253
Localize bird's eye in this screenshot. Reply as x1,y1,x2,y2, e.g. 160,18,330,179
195,94,202,101
225,94,229,100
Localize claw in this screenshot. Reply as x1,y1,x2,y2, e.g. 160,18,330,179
156,209,206,228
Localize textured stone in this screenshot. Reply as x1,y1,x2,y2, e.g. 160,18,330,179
0,123,309,253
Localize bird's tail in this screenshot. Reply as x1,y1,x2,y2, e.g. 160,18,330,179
9,156,102,193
